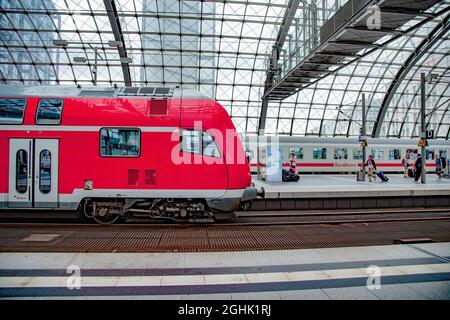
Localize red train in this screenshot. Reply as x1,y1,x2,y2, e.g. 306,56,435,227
0,86,259,223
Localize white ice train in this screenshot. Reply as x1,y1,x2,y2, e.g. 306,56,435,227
242,136,450,174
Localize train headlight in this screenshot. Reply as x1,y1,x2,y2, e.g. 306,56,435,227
84,180,93,190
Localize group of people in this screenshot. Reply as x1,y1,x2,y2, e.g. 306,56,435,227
363,152,447,183
401,153,447,182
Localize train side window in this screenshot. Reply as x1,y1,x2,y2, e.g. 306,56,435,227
181,130,201,155
439,150,447,158
36,99,63,125
16,149,28,194
389,149,401,160
406,148,418,160
334,148,347,160
100,128,140,157
289,147,303,160
371,148,384,160
39,150,51,194
0,98,26,124
203,131,220,158
313,147,327,160
425,149,435,160
353,149,362,160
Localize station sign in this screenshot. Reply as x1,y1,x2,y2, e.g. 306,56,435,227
418,138,429,147
419,130,434,139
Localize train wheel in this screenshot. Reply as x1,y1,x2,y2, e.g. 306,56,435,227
92,207,121,224
240,201,252,211
93,213,120,224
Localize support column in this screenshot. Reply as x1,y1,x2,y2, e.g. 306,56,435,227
421,73,426,184
362,93,367,180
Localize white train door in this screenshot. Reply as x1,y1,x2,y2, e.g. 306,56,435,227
8,139,33,208
8,139,59,208
34,139,59,208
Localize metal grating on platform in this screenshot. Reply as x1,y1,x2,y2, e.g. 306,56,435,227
1,220,449,253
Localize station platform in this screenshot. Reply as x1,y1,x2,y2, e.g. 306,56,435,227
0,242,449,299
251,174,450,211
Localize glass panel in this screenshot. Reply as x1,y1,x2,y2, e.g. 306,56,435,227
39,150,51,194
289,147,303,160
16,149,28,194
353,149,362,160
389,149,401,160
203,131,220,158
181,130,201,154
100,128,140,157
313,147,327,160
370,148,384,160
0,99,26,124
334,148,348,160
36,99,63,124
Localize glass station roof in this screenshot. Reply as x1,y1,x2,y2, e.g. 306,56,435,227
0,0,449,139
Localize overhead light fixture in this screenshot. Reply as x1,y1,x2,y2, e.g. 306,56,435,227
73,57,87,63
120,57,133,64
53,39,68,47
108,40,123,47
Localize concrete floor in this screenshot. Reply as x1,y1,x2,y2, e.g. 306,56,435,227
1,243,449,299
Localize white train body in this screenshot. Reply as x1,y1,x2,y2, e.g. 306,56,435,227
243,136,450,174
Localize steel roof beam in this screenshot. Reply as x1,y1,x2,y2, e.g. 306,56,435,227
103,0,131,86
372,12,450,138
258,0,302,134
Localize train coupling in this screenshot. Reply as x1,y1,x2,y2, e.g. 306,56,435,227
250,182,265,199
242,186,265,202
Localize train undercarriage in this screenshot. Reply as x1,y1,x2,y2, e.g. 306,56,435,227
81,198,244,224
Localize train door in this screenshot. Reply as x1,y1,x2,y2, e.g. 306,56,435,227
8,139,59,208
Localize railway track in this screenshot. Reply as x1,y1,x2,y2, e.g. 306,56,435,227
1,207,449,227
0,208,449,253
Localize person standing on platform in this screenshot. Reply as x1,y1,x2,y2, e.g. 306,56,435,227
364,155,377,182
414,153,423,183
401,155,410,178
435,154,442,179
289,152,297,173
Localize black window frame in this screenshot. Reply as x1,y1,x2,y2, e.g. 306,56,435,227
99,127,141,158
35,98,64,125
0,98,27,125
